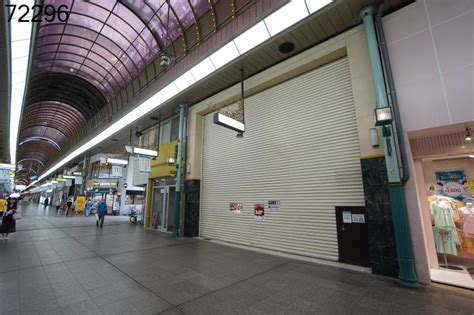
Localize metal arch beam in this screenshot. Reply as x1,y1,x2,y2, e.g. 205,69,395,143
117,0,164,52
167,3,188,55
19,137,61,151
187,0,202,43
35,58,115,95
26,73,107,119
21,107,87,132
20,119,82,144
36,47,129,89
36,40,135,84
20,126,71,148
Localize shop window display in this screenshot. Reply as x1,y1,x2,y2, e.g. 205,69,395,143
425,163,474,284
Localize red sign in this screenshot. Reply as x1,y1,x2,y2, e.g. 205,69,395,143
254,203,265,221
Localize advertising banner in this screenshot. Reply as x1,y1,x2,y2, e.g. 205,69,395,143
435,170,468,200
254,203,265,221
229,202,242,214
139,157,151,173
75,196,86,212
268,200,280,211
0,168,10,183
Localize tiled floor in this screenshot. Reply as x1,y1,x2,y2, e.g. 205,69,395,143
1,204,473,314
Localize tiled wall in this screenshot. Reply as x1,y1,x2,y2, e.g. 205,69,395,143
384,0,474,132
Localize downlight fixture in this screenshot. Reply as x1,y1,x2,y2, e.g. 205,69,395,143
465,128,472,141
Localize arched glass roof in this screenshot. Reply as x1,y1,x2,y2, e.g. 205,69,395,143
33,0,211,100
20,0,213,182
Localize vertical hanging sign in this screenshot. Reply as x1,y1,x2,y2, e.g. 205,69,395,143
139,157,151,173
110,165,123,178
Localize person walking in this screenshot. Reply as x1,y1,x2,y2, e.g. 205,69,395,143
1,198,18,240
66,197,73,216
44,197,49,207
55,198,62,214
96,199,107,228
84,198,92,217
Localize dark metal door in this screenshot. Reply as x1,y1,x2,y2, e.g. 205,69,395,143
335,206,370,267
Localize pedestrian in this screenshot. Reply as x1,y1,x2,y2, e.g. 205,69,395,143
44,197,49,207
55,198,62,214
96,199,107,228
85,198,92,217
66,197,73,216
1,198,18,240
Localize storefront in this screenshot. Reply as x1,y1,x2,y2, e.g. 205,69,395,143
184,25,398,274
408,123,474,289
145,140,179,232
85,179,119,215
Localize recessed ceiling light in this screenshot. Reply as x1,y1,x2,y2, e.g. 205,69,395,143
150,116,160,121
111,139,118,142
465,128,471,141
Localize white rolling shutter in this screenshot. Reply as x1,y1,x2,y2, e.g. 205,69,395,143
200,58,365,261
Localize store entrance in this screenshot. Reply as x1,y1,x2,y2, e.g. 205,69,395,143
409,122,474,289
152,184,176,232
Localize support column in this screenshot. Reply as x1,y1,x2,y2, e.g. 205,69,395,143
360,6,417,288
173,104,188,237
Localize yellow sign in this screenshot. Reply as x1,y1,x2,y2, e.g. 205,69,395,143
470,180,474,193
56,178,66,182
75,196,86,211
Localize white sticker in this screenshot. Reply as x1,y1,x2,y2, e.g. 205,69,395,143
343,211,352,223
352,214,365,223
268,200,280,211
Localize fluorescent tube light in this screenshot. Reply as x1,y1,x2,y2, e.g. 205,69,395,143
305,0,333,14
213,113,245,133
174,71,196,91
62,175,76,179
264,0,309,36
161,83,180,100
190,58,215,81
210,41,240,69
133,148,158,157
9,0,34,164
234,22,270,54
107,158,128,165
31,0,327,185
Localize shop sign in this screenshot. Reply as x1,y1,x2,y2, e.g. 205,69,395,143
442,182,463,197
75,176,83,185
229,202,242,214
139,157,151,173
469,180,474,193
75,196,86,211
0,168,9,182
268,200,280,211
342,211,352,223
111,165,123,178
66,179,72,186
351,214,365,223
254,203,265,221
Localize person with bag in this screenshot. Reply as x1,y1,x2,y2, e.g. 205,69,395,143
96,199,107,228
1,198,19,240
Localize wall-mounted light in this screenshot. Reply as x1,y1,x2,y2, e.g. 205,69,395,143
213,113,245,133
133,147,158,157
374,107,393,126
107,158,128,165
469,153,474,159
167,156,176,166
465,128,472,141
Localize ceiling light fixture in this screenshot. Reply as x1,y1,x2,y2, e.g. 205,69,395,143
26,0,333,189
9,0,34,165
465,128,472,141
106,158,128,165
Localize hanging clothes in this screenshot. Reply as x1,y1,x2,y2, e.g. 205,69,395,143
430,199,459,255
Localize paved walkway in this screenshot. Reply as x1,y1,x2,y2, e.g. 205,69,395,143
1,204,473,314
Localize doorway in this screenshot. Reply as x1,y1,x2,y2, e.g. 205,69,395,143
152,184,176,232
335,206,370,267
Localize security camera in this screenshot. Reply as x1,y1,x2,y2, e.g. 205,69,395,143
160,53,172,67
135,130,142,138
